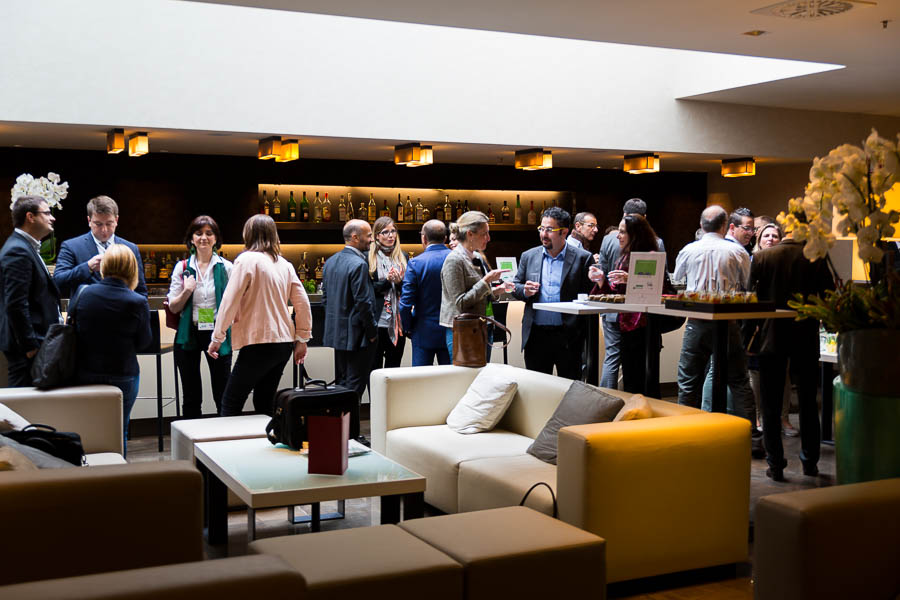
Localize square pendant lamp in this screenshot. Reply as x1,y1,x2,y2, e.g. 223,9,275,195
128,132,149,157
395,143,433,167
258,136,282,160
623,153,659,174
276,139,300,162
106,128,125,154
514,148,553,170
721,157,756,177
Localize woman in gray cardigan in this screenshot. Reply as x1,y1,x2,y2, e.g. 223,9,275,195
440,211,506,358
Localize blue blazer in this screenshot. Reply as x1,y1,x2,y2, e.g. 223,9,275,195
0,232,61,354
54,232,147,297
399,244,451,350
71,278,152,379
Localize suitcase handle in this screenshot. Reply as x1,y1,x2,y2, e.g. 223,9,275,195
297,364,336,390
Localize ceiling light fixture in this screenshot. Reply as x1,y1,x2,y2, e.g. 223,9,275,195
623,153,659,174
258,136,282,160
742,30,768,36
106,128,125,154
128,132,149,157
276,139,300,162
394,143,434,167
721,157,757,177
514,148,553,170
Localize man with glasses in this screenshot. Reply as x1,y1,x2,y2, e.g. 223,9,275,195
54,195,147,297
512,206,596,379
399,220,452,366
566,212,599,253
726,207,755,256
0,196,62,386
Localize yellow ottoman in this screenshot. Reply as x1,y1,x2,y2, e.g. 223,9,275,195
249,524,463,600
399,506,606,600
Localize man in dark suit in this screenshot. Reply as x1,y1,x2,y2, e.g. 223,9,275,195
0,196,62,386
54,195,147,297
322,219,377,441
399,219,451,366
512,206,595,380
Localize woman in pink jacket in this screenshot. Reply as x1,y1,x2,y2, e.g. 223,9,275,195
208,215,312,416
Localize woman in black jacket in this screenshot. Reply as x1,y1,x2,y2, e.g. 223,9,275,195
368,216,408,369
72,244,151,455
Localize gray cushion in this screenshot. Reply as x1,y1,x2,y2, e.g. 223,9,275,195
0,435,73,469
526,381,624,464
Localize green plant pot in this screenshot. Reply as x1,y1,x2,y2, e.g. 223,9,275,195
834,378,900,485
837,329,900,397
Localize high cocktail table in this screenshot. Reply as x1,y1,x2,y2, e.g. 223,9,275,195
195,437,426,544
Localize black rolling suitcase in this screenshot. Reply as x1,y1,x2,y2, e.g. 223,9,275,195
266,367,359,450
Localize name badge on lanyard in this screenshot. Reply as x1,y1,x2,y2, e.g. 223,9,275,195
197,307,215,331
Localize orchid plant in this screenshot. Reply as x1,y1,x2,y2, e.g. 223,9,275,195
10,172,69,264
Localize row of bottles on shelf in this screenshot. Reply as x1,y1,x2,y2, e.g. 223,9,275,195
261,191,545,226
141,250,233,284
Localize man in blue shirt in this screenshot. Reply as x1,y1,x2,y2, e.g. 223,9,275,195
513,207,595,379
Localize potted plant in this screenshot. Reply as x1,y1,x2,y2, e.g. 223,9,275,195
9,172,68,266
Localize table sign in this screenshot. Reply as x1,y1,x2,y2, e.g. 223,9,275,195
625,252,665,305
495,257,517,282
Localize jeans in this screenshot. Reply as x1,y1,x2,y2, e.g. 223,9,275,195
600,316,621,389
78,373,139,457
445,327,492,363
220,342,292,417
411,343,451,366
677,319,754,424
174,329,232,418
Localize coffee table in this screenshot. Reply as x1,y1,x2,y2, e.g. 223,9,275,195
195,437,426,544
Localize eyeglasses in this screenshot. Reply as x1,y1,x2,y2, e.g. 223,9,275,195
378,229,398,236
737,225,754,232
34,210,52,216
578,222,598,230
536,226,564,234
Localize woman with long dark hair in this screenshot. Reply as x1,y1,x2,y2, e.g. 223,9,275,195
368,216,408,369
208,215,312,416
592,214,665,394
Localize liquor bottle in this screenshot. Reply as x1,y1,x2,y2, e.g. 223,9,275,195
314,192,323,223
367,194,377,223
347,192,355,220
145,251,157,283
381,198,390,218
288,191,297,221
422,203,431,222
542,200,548,214
527,201,537,225
487,203,496,224
314,257,324,281
415,197,424,223
455,199,463,220
262,190,270,216
501,199,510,223
514,194,522,224
300,191,310,222
322,193,332,222
463,198,469,214
434,200,444,222
297,251,309,281
396,194,404,223
443,195,453,223
359,201,367,221
273,190,281,219
338,195,347,222
405,196,413,221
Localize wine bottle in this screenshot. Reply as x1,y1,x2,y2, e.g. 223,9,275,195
322,192,332,222
314,192,323,223
396,194,404,223
527,200,537,225
501,199,510,223
415,197,424,223
514,194,522,224
434,200,444,222
288,191,297,221
455,199,463,220
338,195,347,222
487,203,496,224
262,190,270,216
405,196,413,221
273,190,281,219
367,194,376,223
301,191,310,222
347,192,354,220
423,203,431,222
381,198,390,218
463,198,469,214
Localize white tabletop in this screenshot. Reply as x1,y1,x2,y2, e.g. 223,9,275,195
647,305,798,321
195,437,425,509
534,301,651,315
820,351,838,364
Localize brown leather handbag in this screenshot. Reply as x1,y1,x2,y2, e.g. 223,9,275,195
452,313,512,368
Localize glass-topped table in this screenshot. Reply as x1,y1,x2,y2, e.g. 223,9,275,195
195,437,426,544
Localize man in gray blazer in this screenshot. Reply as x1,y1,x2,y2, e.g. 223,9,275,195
322,219,376,441
512,206,595,380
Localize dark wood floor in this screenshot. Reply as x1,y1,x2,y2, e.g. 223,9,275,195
128,407,834,600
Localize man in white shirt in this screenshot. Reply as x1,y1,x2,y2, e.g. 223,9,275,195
674,205,759,454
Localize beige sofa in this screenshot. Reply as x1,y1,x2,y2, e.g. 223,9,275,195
0,385,204,586
370,364,751,583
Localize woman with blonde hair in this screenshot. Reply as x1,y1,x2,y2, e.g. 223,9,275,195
368,216,408,369
439,211,507,359
208,214,312,416
72,244,152,455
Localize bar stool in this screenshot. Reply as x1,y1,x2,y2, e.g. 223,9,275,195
137,311,180,451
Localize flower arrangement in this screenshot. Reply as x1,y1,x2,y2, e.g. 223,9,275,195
9,172,69,210
780,130,900,332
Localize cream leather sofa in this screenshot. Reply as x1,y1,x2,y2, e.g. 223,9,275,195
370,364,751,583
0,385,204,586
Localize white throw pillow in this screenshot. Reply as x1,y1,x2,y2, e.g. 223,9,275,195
446,364,518,434
0,403,30,433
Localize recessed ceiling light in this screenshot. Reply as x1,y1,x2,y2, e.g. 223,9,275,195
743,30,769,36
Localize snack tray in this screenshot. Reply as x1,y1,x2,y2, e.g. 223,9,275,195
664,299,776,313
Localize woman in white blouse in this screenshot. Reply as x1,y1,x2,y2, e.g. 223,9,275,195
167,216,233,417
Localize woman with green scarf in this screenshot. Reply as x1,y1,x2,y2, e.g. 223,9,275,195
167,215,233,417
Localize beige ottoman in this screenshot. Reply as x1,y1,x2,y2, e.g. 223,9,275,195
400,506,607,600
249,525,463,600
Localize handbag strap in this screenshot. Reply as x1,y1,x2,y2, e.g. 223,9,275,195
453,313,512,349
519,481,558,519
66,284,87,325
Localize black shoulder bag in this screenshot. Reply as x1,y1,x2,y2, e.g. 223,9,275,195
31,284,86,389
2,424,86,466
